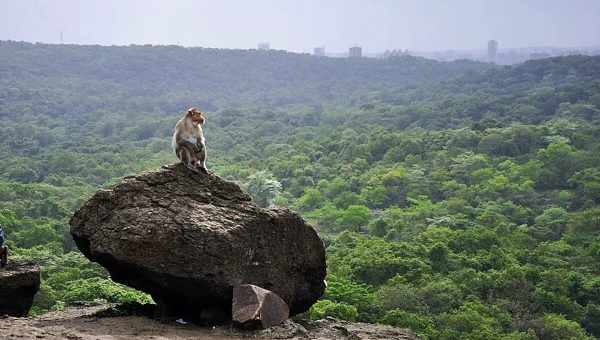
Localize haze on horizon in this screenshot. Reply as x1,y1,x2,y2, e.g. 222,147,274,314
1,0,599,53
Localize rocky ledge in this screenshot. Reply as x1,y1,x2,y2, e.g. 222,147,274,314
69,164,327,323
0,261,41,317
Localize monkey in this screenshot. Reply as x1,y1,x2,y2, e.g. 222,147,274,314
172,107,208,174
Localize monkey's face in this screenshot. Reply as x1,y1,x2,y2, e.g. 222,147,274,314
187,108,205,126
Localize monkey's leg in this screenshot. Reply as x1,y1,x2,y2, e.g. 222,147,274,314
179,141,202,169
181,147,201,173
177,145,193,167
196,143,208,173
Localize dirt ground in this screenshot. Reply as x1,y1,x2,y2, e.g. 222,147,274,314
0,305,418,340
0,306,243,340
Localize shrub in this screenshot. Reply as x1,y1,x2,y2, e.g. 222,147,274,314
309,299,358,321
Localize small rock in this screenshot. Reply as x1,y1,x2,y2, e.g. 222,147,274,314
232,284,289,329
0,262,40,317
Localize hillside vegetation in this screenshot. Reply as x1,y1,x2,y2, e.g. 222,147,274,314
1,41,600,339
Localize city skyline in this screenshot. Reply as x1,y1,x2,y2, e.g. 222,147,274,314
1,0,599,53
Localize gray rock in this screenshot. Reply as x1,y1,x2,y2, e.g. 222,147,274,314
233,284,289,329
0,262,40,317
70,163,326,323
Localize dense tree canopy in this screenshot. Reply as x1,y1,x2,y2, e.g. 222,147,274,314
1,41,600,339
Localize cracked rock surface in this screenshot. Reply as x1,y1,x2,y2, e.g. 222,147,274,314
69,164,326,322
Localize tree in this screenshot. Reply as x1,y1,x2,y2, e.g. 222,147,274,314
309,300,358,321
379,309,436,339
582,304,600,338
323,275,377,321
533,314,593,340
531,207,569,241
429,243,450,273
245,171,282,207
479,132,517,156
368,218,389,237
438,301,512,340
336,205,371,231
418,279,463,314
569,168,600,205
537,142,580,189
375,279,423,313
296,188,325,211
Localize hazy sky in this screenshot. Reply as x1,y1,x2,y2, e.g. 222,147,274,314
1,0,599,53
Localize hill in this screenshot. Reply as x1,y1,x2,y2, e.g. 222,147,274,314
1,42,600,339
0,41,488,113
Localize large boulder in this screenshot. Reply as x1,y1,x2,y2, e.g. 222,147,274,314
69,164,326,322
0,262,41,317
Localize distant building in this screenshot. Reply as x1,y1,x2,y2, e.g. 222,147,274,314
258,42,270,50
313,46,325,57
349,46,362,58
488,40,498,63
382,49,408,59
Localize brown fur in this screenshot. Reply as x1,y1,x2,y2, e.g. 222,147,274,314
172,108,207,173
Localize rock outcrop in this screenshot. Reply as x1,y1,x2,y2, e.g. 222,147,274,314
0,262,41,317
69,164,327,323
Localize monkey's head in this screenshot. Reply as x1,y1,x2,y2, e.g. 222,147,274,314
186,107,205,126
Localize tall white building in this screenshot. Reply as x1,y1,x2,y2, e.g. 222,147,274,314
488,40,499,63
313,46,325,57
349,46,362,58
258,42,270,50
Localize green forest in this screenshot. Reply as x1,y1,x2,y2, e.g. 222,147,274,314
1,41,600,339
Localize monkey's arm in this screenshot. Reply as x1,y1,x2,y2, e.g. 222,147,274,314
173,129,184,146
179,139,198,150
173,130,196,149
176,139,203,159
194,140,205,153
176,139,203,157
